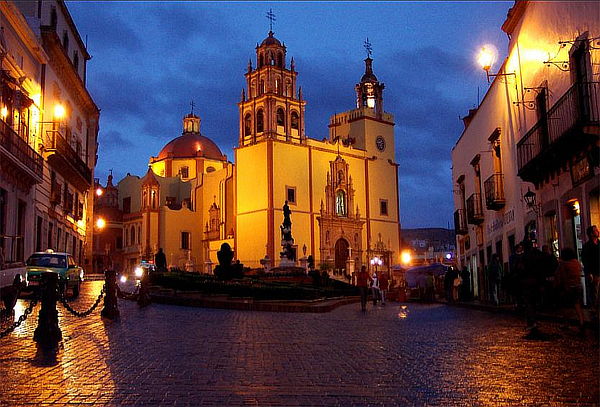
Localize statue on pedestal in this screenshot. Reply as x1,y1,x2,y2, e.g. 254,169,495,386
280,201,296,264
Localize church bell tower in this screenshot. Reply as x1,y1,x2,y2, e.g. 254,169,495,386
238,30,307,146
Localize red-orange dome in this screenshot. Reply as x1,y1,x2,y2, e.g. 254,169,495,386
156,133,225,161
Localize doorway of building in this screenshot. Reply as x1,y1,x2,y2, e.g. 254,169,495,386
334,238,349,272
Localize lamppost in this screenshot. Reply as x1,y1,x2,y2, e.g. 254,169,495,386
370,256,382,275
95,217,109,272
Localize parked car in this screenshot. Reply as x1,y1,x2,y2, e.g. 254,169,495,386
0,264,27,311
26,250,84,297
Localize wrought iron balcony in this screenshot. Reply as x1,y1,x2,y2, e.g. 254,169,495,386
44,129,91,191
484,173,506,211
0,119,43,181
466,193,484,225
517,82,599,183
454,209,468,235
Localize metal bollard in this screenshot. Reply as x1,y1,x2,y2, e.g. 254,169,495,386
33,272,62,348
137,268,151,307
101,269,120,320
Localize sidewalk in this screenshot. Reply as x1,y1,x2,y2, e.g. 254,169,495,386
438,297,598,327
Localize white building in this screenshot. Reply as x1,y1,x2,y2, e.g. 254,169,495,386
451,1,599,300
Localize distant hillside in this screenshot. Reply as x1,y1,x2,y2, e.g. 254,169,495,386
401,228,455,244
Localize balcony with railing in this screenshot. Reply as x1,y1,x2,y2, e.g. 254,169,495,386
0,119,43,182
466,193,484,225
454,209,468,235
517,82,599,183
484,173,506,210
44,129,91,191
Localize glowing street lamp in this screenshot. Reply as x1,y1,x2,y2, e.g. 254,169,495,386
96,187,104,197
53,103,66,120
400,250,412,266
95,217,106,230
0,106,7,119
477,44,514,83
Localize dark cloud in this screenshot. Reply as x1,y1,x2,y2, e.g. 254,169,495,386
66,2,510,228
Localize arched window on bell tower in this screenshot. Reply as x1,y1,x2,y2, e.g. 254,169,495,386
291,111,299,130
244,114,252,137
276,108,285,127
257,110,264,133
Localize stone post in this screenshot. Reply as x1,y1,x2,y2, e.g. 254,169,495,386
137,267,151,307
33,272,62,348
101,269,120,320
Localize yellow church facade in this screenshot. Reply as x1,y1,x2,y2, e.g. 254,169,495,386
113,30,400,273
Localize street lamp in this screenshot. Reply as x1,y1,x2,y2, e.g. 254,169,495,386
477,44,515,83
523,187,541,215
400,250,412,267
370,256,383,275
95,217,106,230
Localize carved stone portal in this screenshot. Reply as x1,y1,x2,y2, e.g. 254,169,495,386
317,156,364,271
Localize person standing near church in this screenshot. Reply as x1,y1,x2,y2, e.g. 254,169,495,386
356,265,372,311
155,248,167,273
379,271,389,305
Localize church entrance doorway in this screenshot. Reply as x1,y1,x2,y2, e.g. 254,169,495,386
334,238,349,272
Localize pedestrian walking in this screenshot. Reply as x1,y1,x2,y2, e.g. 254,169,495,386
356,265,372,311
521,240,545,335
540,244,559,309
554,248,585,334
452,271,462,302
379,271,389,305
444,267,457,303
371,272,380,305
154,248,167,273
581,225,599,311
507,243,526,307
488,254,502,306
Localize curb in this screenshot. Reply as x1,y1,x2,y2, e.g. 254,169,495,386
148,293,360,313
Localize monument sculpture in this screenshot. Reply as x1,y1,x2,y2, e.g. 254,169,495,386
280,201,296,266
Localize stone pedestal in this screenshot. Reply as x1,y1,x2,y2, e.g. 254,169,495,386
260,255,272,272
299,256,308,272
205,259,213,275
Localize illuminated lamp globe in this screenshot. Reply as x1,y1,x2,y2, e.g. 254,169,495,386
400,250,412,266
477,45,496,72
95,217,106,229
54,104,66,119
96,187,104,197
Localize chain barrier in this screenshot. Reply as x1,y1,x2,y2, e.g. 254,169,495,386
59,284,105,317
0,295,39,338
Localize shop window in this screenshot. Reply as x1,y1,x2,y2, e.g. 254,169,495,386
180,166,189,179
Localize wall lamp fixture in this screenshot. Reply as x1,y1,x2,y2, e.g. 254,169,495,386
523,187,541,215
477,45,516,83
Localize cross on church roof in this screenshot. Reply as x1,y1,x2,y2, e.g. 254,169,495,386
190,100,195,114
364,37,373,58
266,9,276,32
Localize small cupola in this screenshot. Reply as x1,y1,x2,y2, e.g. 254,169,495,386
183,113,200,134
256,31,286,69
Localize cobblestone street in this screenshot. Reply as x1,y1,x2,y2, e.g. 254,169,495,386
1,281,598,406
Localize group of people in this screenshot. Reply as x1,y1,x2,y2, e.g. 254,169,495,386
444,266,471,303
503,225,599,334
356,265,389,311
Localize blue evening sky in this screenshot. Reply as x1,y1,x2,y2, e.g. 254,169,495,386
67,1,512,228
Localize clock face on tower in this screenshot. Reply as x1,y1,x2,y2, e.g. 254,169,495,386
376,136,386,152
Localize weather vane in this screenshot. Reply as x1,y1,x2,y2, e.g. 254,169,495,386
266,9,276,32
190,100,195,114
364,37,373,58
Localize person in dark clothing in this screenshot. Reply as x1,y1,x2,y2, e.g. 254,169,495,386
540,245,559,309
488,254,502,306
444,267,457,303
520,240,545,333
581,225,599,310
460,267,471,301
356,265,372,311
154,248,167,272
507,243,526,306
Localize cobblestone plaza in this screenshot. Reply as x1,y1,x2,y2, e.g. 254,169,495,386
1,281,598,406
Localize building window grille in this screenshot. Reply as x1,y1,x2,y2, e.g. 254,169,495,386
286,187,296,204
380,199,388,216
181,231,190,250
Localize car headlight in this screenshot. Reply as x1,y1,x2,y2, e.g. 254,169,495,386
134,267,144,278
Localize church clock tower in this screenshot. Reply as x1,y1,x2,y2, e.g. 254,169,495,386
238,30,306,146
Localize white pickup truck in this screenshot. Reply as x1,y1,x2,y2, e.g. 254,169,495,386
0,264,27,311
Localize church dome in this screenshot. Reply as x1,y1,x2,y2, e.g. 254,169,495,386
260,31,282,47
157,133,225,161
